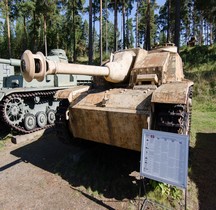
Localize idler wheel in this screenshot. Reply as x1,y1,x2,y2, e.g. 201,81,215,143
36,111,47,128
47,109,55,124
24,114,36,131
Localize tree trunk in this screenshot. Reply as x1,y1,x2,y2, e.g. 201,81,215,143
93,2,96,59
33,11,37,51
136,1,139,48
174,0,180,52
126,10,129,48
100,0,102,65
5,0,11,57
114,0,118,51
23,16,28,52
167,0,171,43
145,0,151,50
122,0,125,49
44,15,47,57
105,0,108,55
88,0,93,64
73,1,76,62
192,3,197,39
209,23,213,46
206,21,208,45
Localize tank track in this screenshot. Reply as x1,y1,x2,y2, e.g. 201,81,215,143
155,86,193,134
0,90,56,134
55,99,74,144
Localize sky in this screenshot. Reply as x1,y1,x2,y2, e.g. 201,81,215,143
101,0,166,26
82,0,166,47
157,0,166,6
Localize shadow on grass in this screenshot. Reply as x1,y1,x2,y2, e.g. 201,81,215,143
0,126,10,140
189,132,216,210
10,129,141,202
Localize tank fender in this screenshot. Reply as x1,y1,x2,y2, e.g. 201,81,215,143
54,85,90,102
151,80,193,104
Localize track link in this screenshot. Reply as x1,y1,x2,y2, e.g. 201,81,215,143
55,99,74,144
155,86,193,135
0,90,56,134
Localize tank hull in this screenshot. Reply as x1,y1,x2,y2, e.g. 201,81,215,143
20,46,194,151
68,88,152,151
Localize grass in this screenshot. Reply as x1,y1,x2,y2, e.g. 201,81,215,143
188,104,216,209
190,100,216,146
191,106,216,132
0,134,12,150
180,44,216,143
180,45,216,209
0,141,4,150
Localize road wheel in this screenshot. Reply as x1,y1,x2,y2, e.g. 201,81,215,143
47,109,55,124
36,111,47,128
24,114,36,131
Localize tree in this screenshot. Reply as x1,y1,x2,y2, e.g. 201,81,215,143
194,0,216,45
114,0,118,51
12,0,35,53
100,0,102,64
64,0,85,62
1,0,216,61
88,0,93,64
146,0,151,50
174,0,180,51
138,0,158,49
77,20,89,57
126,17,134,48
167,0,171,42
0,0,12,57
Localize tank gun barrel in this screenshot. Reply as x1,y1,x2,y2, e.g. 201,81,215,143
0,58,21,66
48,61,109,76
21,50,135,83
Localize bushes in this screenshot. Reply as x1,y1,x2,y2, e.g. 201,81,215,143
180,45,216,111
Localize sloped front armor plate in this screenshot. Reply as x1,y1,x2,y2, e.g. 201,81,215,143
69,88,153,151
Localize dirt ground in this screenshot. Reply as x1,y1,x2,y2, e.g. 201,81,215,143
1,129,216,210
0,129,142,210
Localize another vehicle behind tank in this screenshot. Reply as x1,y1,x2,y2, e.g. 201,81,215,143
0,49,92,134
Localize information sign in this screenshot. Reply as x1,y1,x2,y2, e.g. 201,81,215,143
140,129,189,189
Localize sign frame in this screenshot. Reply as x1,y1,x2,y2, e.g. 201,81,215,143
140,129,189,189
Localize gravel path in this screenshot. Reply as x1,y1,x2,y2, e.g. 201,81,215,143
0,130,139,210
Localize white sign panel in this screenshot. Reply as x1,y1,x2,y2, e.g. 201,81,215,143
140,129,189,189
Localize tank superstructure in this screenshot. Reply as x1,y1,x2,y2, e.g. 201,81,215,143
0,49,92,134
21,45,193,151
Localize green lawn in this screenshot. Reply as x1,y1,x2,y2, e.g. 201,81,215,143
187,98,216,209
191,109,216,146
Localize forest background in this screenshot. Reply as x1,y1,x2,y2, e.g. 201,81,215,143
0,0,215,63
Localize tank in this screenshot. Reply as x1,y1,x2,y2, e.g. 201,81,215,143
20,45,193,151
0,49,92,134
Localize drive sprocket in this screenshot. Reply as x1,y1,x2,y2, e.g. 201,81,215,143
3,97,26,126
